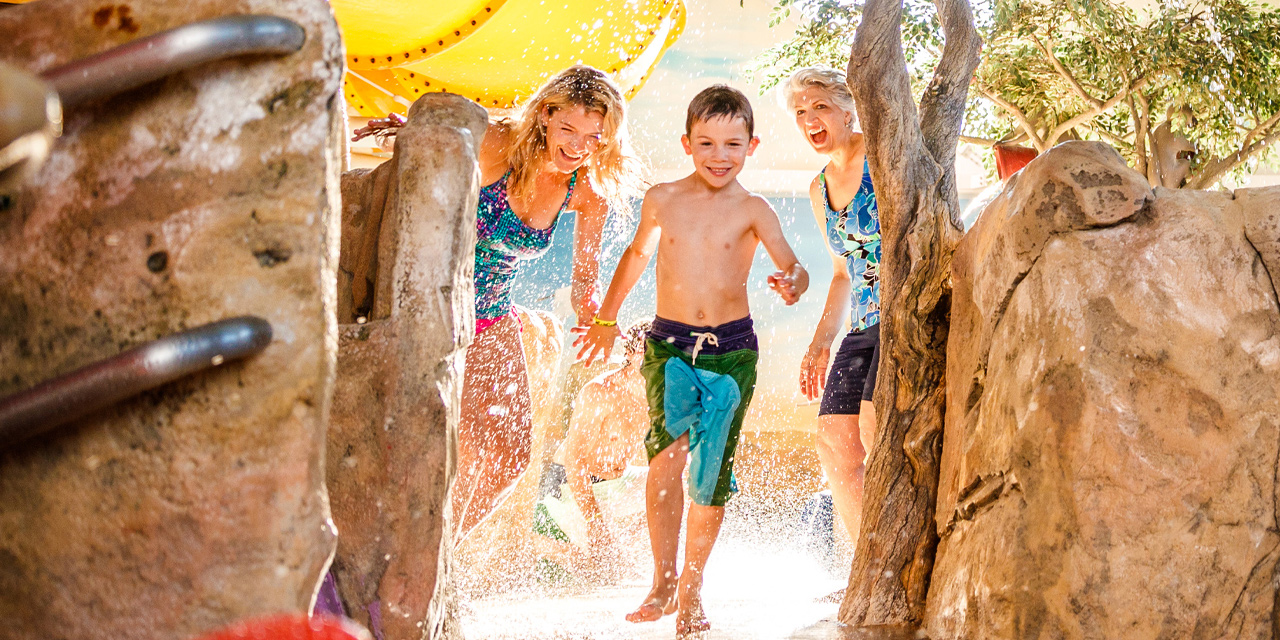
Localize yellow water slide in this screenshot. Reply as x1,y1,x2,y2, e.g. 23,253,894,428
333,0,687,117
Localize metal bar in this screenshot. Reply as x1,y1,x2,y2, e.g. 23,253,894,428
42,15,305,108
0,316,272,450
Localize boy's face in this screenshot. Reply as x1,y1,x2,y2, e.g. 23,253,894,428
681,115,759,188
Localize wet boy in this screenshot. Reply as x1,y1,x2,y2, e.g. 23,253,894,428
574,85,809,635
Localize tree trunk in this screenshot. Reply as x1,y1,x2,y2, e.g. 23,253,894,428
838,0,980,627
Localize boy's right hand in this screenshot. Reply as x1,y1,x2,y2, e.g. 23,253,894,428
799,342,830,401
572,323,622,367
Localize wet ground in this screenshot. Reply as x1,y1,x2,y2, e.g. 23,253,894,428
456,536,919,640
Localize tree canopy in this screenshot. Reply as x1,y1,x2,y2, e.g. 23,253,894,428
751,0,1280,188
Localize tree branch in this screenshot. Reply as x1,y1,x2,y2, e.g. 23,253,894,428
959,135,998,146
1133,91,1158,185
846,0,925,203
1078,121,1129,150
1187,121,1280,189
1125,95,1147,180
980,88,1046,151
1029,32,1102,109
1044,76,1150,148
1242,109,1280,151
918,0,982,171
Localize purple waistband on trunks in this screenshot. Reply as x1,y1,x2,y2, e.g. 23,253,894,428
649,315,758,359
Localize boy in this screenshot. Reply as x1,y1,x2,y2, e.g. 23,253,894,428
574,85,809,636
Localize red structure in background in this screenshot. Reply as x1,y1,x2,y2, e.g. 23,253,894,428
994,144,1038,180
194,614,371,640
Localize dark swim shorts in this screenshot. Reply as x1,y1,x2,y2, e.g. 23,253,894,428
818,322,879,416
641,316,758,507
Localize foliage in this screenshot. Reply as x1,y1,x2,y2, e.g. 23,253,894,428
749,0,1280,188
748,0,948,97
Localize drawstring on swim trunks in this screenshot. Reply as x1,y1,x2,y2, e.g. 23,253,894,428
690,332,719,365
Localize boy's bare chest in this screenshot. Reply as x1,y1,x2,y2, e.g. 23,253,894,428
658,209,753,249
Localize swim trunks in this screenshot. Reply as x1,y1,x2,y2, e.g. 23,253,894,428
818,323,879,415
473,168,578,332
641,316,758,507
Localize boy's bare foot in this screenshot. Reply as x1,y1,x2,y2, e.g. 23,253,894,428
674,578,710,636
625,582,677,623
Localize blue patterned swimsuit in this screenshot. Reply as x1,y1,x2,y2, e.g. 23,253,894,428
473,168,578,330
819,160,880,330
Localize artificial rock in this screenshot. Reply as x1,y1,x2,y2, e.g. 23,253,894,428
326,92,486,640
927,141,1280,638
0,0,345,638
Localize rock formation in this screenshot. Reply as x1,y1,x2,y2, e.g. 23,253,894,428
326,93,486,640
927,141,1280,637
0,0,344,638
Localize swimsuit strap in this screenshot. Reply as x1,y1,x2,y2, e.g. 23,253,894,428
560,168,579,214
486,168,513,193
821,159,871,216
818,167,834,212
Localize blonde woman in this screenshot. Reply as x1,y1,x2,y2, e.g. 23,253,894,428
359,66,643,540
784,67,880,547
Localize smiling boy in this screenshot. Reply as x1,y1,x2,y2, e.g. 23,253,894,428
575,84,809,636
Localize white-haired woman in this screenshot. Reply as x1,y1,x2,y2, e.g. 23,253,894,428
785,66,880,546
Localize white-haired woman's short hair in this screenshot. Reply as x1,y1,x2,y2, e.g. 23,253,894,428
781,66,858,121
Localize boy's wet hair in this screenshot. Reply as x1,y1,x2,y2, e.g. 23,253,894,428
685,85,754,138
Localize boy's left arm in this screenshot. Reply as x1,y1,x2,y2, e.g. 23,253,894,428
569,189,611,321
754,197,809,305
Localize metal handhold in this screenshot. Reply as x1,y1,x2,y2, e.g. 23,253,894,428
0,316,273,450
43,14,306,108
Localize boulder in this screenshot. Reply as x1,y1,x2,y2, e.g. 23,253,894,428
926,141,1280,637
0,0,344,638
326,93,485,640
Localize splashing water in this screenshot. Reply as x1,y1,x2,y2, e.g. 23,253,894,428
458,534,847,639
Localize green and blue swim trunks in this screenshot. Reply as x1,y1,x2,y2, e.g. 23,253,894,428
641,316,758,507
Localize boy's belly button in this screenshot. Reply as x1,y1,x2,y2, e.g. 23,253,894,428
697,311,705,320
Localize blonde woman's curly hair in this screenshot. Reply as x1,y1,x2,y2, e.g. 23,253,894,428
780,66,858,126
505,65,645,213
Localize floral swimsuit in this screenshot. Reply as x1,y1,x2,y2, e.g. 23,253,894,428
473,168,578,333
819,160,881,330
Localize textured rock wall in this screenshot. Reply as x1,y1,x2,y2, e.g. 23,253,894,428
0,1,344,638
926,142,1280,638
326,93,485,640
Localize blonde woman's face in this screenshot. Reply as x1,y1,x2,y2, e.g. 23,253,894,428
543,105,605,173
792,85,855,155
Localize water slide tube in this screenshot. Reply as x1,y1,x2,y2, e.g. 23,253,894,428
332,0,687,116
